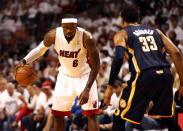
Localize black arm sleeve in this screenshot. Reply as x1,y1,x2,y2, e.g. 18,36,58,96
108,46,125,86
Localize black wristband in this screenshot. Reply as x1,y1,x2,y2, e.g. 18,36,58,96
85,87,90,91
22,59,26,65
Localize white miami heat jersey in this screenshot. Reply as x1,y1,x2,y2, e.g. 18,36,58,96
54,27,91,77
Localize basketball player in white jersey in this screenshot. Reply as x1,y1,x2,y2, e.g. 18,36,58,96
18,14,100,131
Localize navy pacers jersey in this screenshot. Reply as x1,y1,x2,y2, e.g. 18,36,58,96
124,25,170,73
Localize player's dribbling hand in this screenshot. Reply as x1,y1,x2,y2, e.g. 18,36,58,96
178,84,183,100
79,88,89,105
104,85,113,106
15,60,25,71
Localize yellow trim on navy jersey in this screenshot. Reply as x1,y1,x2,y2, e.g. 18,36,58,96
121,73,140,122
128,23,140,26
128,48,141,72
114,107,120,116
132,55,140,72
146,100,174,118
146,114,173,118
122,117,141,124
128,48,134,54
124,52,129,60
161,46,166,52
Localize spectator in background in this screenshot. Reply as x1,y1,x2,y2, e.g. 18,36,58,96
27,2,39,29
22,81,53,131
168,1,178,17
168,30,179,46
0,77,7,95
16,84,29,103
111,9,121,29
103,39,115,57
71,96,88,131
97,66,108,91
177,5,183,25
0,77,7,130
141,8,155,26
99,79,124,123
170,17,183,41
0,83,22,131
22,81,46,130
78,11,92,29
10,84,38,131
100,50,111,65
4,3,12,17
43,59,58,83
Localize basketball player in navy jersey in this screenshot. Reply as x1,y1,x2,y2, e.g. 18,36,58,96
104,7,183,131
18,14,100,131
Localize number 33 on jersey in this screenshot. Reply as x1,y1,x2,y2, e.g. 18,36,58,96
124,25,170,73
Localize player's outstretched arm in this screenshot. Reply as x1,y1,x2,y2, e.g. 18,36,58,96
104,30,127,106
22,29,56,64
79,31,100,105
157,29,183,99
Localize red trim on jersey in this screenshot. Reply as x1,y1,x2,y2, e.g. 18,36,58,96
82,109,99,116
57,61,61,68
51,109,71,116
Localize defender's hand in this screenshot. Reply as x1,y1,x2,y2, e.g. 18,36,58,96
178,84,183,100
104,85,113,106
79,88,90,105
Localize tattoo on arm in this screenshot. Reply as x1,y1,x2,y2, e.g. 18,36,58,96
44,29,56,47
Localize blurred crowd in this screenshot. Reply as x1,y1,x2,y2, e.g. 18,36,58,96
0,0,183,131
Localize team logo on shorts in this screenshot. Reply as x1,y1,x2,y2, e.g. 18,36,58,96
93,100,97,108
120,99,126,108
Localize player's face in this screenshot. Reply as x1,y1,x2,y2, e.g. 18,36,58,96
0,80,6,91
7,86,14,96
62,23,77,39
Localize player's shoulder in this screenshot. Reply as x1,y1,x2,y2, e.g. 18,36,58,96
45,28,57,36
81,28,92,40
77,27,85,32
118,29,127,36
56,26,62,31
114,29,127,40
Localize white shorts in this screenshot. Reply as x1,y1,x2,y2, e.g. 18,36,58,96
51,72,99,116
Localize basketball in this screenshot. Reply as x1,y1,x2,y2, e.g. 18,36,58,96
15,65,36,86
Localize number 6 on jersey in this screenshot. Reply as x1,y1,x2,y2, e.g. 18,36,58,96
73,59,78,67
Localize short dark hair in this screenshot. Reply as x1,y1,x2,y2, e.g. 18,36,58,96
33,81,42,88
121,7,139,23
63,14,76,19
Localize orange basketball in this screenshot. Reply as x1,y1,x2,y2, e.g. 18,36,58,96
15,65,36,86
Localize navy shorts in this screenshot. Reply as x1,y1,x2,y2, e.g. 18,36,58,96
114,67,174,124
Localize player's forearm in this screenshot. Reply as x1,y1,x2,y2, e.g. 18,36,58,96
108,46,125,86
172,51,183,85
86,51,100,90
23,41,49,64
44,111,53,129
